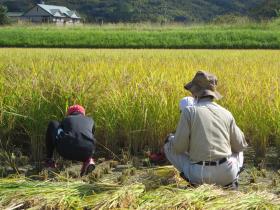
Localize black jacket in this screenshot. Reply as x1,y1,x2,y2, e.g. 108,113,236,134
56,113,96,161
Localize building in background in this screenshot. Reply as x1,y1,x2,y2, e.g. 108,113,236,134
7,12,24,23
21,3,81,24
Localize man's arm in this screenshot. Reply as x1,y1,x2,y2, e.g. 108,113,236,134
230,118,248,153
167,109,191,154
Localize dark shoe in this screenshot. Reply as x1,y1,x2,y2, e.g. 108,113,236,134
179,172,195,186
232,181,239,190
224,180,239,190
80,158,96,176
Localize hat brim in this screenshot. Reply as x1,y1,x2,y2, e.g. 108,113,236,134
200,89,223,100
184,82,192,90
184,82,222,100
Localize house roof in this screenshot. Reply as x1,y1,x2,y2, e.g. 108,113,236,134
37,4,81,19
7,12,24,17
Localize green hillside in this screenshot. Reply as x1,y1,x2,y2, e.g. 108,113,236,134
251,0,280,19
0,0,266,23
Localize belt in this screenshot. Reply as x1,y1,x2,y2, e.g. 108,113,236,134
195,157,227,166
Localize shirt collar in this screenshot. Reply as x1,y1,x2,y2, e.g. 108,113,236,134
196,97,214,104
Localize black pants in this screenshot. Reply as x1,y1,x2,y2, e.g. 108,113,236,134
46,121,60,160
45,121,94,162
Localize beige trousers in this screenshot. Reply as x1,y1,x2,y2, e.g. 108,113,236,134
164,143,244,186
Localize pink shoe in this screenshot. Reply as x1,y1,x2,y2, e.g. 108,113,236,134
80,158,95,176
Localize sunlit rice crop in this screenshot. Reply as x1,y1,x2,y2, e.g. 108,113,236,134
0,48,279,160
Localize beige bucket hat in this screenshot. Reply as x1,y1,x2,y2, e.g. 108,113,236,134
184,71,222,100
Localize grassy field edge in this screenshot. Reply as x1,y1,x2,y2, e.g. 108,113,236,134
0,25,280,49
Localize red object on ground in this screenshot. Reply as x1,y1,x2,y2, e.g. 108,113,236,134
80,157,96,176
45,159,57,169
149,152,166,164
67,105,86,116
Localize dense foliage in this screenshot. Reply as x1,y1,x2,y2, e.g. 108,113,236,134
0,0,270,23
251,0,280,19
0,5,8,25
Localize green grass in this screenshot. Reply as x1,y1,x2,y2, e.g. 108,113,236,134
0,21,280,48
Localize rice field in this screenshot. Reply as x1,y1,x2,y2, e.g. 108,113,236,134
0,48,280,209
0,48,280,161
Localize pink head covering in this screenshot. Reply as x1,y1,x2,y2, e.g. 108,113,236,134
67,105,85,116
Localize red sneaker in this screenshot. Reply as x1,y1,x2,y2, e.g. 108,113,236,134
45,159,57,169
80,158,96,176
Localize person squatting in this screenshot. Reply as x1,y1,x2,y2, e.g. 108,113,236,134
165,70,247,188
45,105,96,176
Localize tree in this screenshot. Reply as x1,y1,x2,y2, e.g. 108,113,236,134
111,0,134,22
275,9,280,17
0,5,8,25
250,0,280,19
